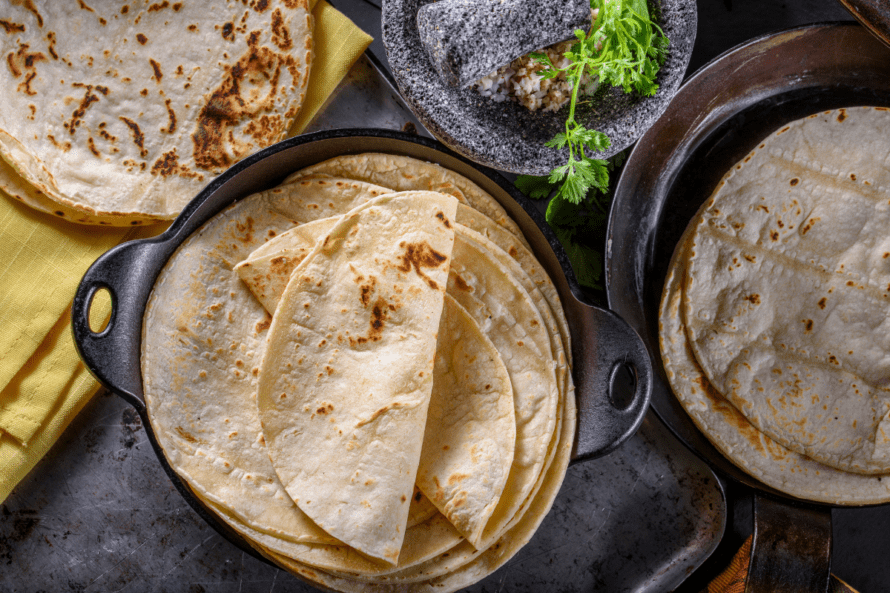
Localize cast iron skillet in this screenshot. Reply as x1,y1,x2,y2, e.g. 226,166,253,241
71,129,652,566
606,22,890,593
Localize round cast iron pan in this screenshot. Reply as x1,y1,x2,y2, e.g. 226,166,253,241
605,22,890,593
70,129,653,567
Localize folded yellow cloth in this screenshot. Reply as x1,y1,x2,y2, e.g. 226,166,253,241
0,1,372,504
708,536,861,593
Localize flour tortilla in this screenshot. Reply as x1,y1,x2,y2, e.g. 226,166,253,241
255,193,458,564
142,195,340,548
256,354,575,593
236,216,564,578
416,294,515,547
0,157,158,226
283,153,527,244
236,214,517,549
683,107,890,475
0,0,312,223
660,221,890,504
143,158,571,587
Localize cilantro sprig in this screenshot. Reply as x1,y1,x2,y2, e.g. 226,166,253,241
532,0,668,205
516,152,625,291
517,0,668,289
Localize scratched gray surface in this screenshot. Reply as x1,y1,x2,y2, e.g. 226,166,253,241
0,391,723,593
0,56,726,592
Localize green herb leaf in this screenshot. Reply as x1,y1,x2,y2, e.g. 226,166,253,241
560,233,604,289
514,174,557,200
523,0,668,289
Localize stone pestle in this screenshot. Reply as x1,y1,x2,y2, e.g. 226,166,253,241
416,0,592,88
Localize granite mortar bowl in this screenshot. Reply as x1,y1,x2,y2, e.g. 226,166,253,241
382,0,697,175
70,129,653,578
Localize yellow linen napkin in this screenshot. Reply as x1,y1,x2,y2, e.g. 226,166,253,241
0,1,372,503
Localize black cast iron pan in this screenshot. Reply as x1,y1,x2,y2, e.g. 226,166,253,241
606,22,890,593
71,129,652,569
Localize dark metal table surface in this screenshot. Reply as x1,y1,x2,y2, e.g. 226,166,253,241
3,2,889,592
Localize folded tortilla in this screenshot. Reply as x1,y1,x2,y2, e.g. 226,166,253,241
237,208,517,549
255,193,458,563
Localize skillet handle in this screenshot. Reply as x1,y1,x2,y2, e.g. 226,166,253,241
746,495,832,593
71,238,164,411
569,301,653,462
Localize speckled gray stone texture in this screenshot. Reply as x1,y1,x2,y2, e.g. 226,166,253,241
384,0,697,174
417,0,591,88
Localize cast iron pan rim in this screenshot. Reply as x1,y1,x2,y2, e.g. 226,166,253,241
604,20,889,509
679,20,861,85
74,127,596,570
157,128,583,304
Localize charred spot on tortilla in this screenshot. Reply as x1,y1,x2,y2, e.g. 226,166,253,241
359,276,377,306
396,242,448,274
451,273,472,292
370,298,390,333
435,210,452,228
192,41,299,171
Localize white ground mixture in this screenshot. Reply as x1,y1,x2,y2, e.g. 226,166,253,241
473,10,599,112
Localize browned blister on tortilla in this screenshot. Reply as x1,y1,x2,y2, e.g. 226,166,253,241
0,0,313,224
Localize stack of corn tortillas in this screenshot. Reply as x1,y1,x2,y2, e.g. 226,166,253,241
141,153,575,591
0,0,312,225
659,106,890,504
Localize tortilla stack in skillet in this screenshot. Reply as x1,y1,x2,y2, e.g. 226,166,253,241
682,107,890,475
237,218,565,582
254,155,572,565
237,165,572,540
659,107,890,502
236,215,518,550
661,227,890,504
239,220,567,585
0,0,312,224
141,153,573,589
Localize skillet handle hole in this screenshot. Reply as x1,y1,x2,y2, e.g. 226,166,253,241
609,361,637,411
87,286,113,335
